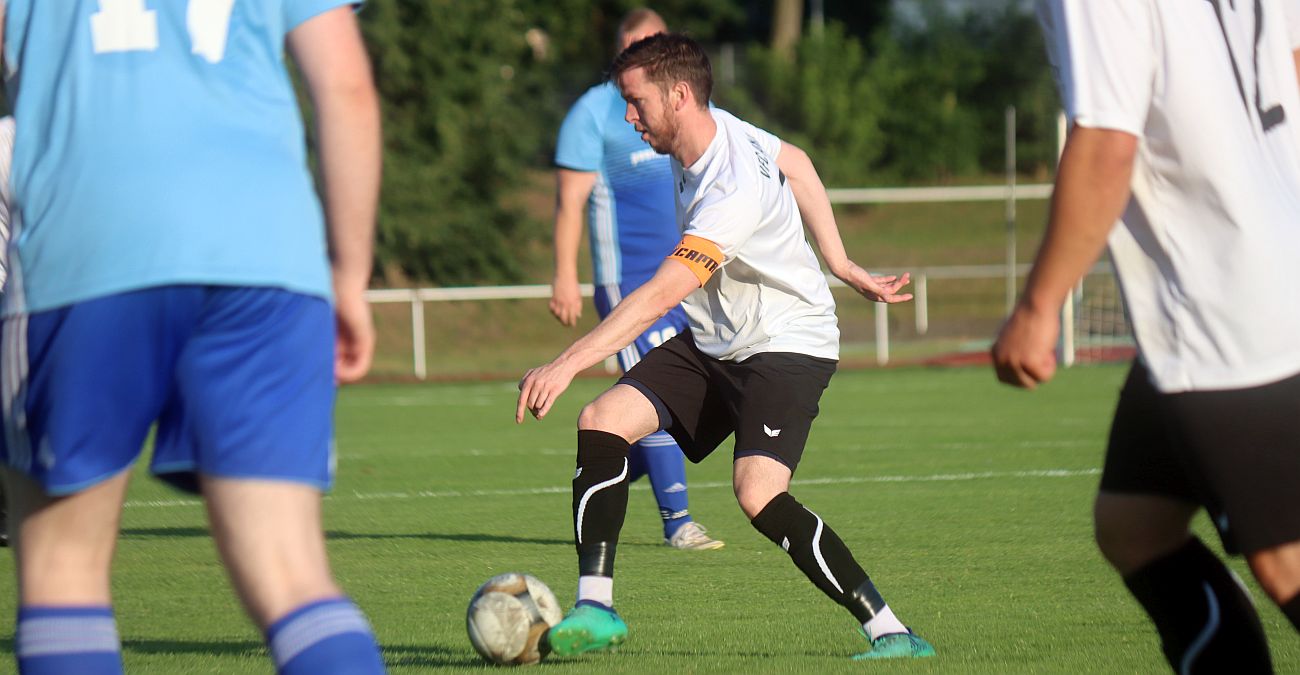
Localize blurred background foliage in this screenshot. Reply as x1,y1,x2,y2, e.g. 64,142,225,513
353,0,1057,285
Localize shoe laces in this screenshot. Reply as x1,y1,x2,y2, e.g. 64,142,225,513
673,522,712,544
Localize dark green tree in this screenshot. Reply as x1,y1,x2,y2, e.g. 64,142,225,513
361,0,551,284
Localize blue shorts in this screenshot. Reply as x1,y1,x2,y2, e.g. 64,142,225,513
593,282,690,372
1,286,335,496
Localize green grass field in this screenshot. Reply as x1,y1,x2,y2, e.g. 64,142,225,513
3,363,1296,673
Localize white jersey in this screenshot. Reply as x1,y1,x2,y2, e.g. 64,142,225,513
1040,0,1300,392
671,108,839,362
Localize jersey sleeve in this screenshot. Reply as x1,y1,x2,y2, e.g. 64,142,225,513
284,0,363,33
555,89,606,172
682,184,761,262
1037,0,1156,136
740,116,783,160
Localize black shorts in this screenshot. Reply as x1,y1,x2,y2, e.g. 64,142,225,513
1101,361,1300,554
619,331,837,472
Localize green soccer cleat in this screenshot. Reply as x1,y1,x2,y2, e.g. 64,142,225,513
546,602,629,657
851,629,936,660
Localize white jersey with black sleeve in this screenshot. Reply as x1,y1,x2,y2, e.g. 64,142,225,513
669,108,839,363
1039,0,1300,393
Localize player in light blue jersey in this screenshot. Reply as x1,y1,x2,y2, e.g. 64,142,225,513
0,3,384,674
550,8,722,554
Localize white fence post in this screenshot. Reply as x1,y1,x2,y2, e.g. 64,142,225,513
1005,105,1018,316
411,291,426,380
875,302,889,366
915,273,928,336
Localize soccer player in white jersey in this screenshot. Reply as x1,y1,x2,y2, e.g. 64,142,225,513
994,1,1300,671
517,33,935,661
550,8,722,552
0,2,383,673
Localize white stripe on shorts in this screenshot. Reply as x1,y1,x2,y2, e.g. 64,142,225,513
3,312,30,471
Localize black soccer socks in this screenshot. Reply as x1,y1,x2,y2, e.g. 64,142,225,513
1123,537,1271,674
573,430,632,578
1282,593,1300,633
751,492,887,623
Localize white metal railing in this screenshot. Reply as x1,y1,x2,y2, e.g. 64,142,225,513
827,184,1051,204
364,263,1048,379
369,171,1071,379
364,265,1125,379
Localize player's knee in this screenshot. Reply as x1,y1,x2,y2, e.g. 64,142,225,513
1093,500,1145,572
576,400,613,432
1093,497,1188,575
735,482,783,520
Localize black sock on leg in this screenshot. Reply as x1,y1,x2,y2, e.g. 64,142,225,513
1282,594,1300,633
573,430,631,578
1123,537,1271,674
751,492,887,623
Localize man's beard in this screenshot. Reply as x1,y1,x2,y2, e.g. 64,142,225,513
647,111,679,155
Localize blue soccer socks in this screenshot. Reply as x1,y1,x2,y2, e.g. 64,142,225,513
266,597,384,675
16,606,123,675
633,432,693,539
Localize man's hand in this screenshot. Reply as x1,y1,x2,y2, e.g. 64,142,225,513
991,304,1059,389
549,275,583,327
834,261,913,303
334,287,375,383
516,360,578,423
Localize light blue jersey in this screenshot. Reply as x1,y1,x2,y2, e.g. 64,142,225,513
2,0,352,314
555,82,678,288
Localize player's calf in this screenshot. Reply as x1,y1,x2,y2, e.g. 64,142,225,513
1125,537,1270,673
750,492,933,657
573,430,632,608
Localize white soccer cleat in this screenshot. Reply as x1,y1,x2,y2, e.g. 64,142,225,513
665,521,725,550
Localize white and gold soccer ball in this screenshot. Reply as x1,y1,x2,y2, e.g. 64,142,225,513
466,572,564,666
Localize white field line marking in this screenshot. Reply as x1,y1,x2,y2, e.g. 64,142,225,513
121,468,1099,510
337,438,1099,459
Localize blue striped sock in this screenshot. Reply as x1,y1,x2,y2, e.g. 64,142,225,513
266,597,384,675
16,606,123,675
636,434,692,539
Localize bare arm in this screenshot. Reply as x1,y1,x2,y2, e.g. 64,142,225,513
517,259,699,422
776,142,911,303
287,6,382,383
550,169,597,327
991,125,1137,388
1294,49,1300,93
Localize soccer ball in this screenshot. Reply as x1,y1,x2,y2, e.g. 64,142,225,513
466,572,564,666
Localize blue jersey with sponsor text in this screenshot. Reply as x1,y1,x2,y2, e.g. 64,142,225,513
555,82,679,288
2,0,352,314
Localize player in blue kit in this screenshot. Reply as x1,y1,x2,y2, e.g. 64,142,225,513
550,8,722,552
0,2,384,674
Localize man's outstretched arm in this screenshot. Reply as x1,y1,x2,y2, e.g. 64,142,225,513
776,142,911,303
517,258,700,423
991,124,1137,389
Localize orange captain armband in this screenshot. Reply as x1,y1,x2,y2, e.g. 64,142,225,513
668,235,725,286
